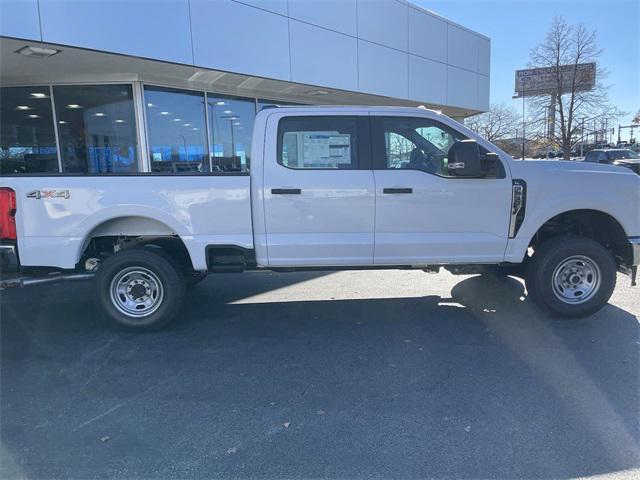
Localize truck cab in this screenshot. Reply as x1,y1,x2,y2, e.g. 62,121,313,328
2,106,639,330
252,108,512,267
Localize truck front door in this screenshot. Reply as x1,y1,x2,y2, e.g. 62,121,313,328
261,114,375,267
371,115,513,265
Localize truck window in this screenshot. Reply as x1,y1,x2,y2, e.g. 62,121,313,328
373,116,472,177
277,116,359,169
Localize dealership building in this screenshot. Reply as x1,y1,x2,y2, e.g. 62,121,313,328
0,0,490,175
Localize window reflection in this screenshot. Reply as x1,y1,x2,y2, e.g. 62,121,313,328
145,86,208,173
2,83,303,176
0,86,58,175
380,117,467,176
207,95,255,172
54,85,138,173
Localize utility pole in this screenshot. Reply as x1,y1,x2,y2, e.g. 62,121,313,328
580,117,586,157
548,92,556,141
521,77,526,160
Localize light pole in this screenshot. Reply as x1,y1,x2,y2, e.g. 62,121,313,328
220,115,238,167
179,134,191,168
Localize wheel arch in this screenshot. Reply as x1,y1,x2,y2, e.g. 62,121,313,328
75,213,195,271
527,208,631,267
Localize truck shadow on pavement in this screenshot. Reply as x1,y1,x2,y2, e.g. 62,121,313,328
1,273,638,479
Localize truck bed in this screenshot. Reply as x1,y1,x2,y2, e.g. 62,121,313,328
5,175,253,270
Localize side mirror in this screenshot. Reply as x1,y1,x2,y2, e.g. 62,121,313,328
447,140,483,177
481,152,499,176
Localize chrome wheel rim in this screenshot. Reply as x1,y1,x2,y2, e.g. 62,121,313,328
551,255,601,304
110,267,164,318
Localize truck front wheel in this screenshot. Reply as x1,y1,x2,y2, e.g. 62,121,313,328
95,249,186,331
525,236,616,318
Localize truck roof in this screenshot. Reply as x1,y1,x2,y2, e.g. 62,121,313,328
259,105,443,115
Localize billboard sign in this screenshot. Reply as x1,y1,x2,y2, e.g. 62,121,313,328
514,62,596,97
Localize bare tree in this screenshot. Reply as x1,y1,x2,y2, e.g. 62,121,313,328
633,109,640,125
527,17,616,159
465,104,519,142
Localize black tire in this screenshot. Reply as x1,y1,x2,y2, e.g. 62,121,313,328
185,271,207,288
95,248,186,331
525,236,616,318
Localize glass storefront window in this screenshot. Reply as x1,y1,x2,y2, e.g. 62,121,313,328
54,84,138,173
145,86,208,173
207,95,256,172
2,84,301,176
1,86,58,175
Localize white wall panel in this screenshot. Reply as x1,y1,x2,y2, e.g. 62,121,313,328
234,0,287,16
408,7,447,63
288,0,357,36
290,20,358,91
358,40,408,99
447,24,478,72
191,0,290,81
3,0,491,114
0,0,41,40
409,54,446,105
447,66,477,109
477,74,490,111
38,0,193,65
477,37,491,76
357,0,408,52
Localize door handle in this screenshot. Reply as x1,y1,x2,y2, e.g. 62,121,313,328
383,187,413,194
271,188,302,195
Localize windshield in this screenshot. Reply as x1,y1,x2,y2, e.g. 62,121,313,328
610,150,639,160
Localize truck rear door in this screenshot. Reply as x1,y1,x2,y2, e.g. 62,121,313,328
260,113,375,267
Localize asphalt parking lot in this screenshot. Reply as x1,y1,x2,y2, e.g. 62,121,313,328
1,270,639,479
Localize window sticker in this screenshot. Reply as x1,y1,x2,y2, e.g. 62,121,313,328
301,132,351,166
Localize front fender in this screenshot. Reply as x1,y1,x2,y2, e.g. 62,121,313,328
504,169,639,263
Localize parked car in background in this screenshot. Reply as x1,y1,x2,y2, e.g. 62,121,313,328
583,149,640,174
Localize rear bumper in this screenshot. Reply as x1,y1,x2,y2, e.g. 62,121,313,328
0,244,19,273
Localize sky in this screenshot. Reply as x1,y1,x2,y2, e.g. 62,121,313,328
416,0,639,140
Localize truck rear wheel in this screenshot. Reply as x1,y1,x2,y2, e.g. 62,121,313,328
525,236,616,318
95,249,186,331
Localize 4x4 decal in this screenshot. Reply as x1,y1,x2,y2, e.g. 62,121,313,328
26,190,70,200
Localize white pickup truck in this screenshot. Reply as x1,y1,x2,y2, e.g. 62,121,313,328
1,106,639,330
